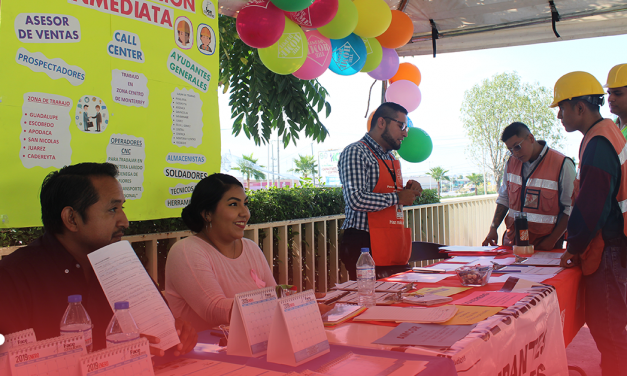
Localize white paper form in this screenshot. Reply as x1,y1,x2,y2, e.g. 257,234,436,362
443,256,495,263
88,241,179,350
385,273,451,283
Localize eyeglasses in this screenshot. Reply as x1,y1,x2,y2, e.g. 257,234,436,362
383,117,408,132
507,135,528,154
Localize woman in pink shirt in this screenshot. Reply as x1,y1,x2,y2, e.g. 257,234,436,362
164,173,276,331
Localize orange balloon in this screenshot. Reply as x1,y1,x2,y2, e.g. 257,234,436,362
389,62,421,86
376,10,413,49
367,111,375,131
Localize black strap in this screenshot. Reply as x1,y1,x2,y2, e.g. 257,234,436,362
430,19,439,58
379,154,398,190
549,1,561,38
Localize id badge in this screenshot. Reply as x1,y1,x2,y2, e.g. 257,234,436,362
396,204,403,219
524,188,540,210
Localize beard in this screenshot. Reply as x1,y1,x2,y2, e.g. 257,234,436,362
381,125,401,150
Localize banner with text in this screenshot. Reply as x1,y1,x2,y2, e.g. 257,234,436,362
0,0,220,227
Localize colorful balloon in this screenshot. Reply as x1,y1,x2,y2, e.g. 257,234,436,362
398,127,432,163
352,0,392,38
270,0,314,12
385,80,422,112
376,10,414,49
389,62,421,86
317,0,357,40
236,0,285,48
286,0,338,28
258,18,308,75
408,117,415,128
367,47,399,80
293,30,332,80
329,33,366,76
360,37,383,73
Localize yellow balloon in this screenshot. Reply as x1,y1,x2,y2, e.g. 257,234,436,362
318,0,358,40
353,0,392,38
258,18,308,75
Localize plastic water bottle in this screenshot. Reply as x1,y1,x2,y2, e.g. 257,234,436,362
60,295,93,352
356,248,376,307
105,301,140,348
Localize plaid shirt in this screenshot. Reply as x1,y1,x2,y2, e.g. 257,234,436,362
338,134,399,231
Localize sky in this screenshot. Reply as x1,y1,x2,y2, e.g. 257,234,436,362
217,33,627,182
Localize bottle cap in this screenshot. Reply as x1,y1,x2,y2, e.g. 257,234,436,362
114,301,130,310
68,295,82,303
360,248,369,253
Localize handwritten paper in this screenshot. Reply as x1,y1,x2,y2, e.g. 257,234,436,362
88,241,179,351
451,291,528,307
373,322,477,347
441,305,504,325
353,305,458,323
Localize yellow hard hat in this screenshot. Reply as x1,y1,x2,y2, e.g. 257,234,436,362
549,71,605,108
604,64,627,88
177,22,190,33
201,27,211,37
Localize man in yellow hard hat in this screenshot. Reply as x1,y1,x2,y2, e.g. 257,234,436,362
554,71,627,376
605,63,627,139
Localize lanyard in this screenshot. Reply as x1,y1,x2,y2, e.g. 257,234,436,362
378,151,398,191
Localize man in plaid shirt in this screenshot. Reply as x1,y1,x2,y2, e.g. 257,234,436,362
338,102,423,279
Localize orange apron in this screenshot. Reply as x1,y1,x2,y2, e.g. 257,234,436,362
363,143,412,266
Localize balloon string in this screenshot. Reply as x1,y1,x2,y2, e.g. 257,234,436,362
365,79,377,118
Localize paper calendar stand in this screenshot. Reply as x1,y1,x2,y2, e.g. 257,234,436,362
267,290,330,367
9,333,86,376
0,328,36,375
227,286,278,357
79,337,153,376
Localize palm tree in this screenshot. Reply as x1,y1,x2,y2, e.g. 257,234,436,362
289,155,318,180
466,173,484,195
232,153,266,189
426,166,450,196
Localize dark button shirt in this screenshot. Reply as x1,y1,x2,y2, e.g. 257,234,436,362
0,233,113,350
567,136,624,254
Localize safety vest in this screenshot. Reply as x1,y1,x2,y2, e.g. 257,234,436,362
573,118,627,275
504,146,568,246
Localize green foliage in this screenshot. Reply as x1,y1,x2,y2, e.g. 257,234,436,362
461,72,564,188
1,185,443,247
415,189,440,205
219,15,331,147
289,154,318,179
466,173,484,195
232,153,266,188
426,166,450,196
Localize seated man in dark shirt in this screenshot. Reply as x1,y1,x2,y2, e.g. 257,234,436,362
0,162,197,355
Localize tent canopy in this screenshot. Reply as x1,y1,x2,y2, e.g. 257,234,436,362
218,0,627,56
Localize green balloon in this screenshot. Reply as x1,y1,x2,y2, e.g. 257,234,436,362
258,18,308,75
398,127,433,163
271,0,314,12
360,37,383,73
318,0,358,40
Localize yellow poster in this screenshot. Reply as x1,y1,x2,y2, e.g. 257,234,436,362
0,0,220,228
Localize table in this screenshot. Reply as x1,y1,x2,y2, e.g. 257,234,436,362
154,330,458,375
325,250,585,376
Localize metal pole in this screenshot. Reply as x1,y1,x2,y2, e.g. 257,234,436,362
277,137,280,187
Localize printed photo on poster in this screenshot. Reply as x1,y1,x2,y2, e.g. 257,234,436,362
197,24,215,55
174,17,193,49
202,0,216,19
75,96,109,133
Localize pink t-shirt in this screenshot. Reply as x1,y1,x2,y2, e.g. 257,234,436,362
164,236,276,331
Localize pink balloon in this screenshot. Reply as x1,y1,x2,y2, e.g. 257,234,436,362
385,80,422,112
367,47,399,81
286,0,339,28
236,0,285,48
293,30,332,80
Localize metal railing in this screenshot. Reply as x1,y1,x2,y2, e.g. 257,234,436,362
1,195,499,292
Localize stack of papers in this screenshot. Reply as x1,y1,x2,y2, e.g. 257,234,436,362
372,322,477,347
439,246,509,256
322,304,367,326
451,291,528,307
333,281,410,293
403,294,453,306
353,305,458,323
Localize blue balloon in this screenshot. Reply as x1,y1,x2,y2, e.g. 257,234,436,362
408,117,415,128
329,33,366,76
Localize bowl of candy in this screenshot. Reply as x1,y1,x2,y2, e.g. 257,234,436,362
455,265,493,287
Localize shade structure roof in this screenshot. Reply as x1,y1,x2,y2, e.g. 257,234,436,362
218,0,627,56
